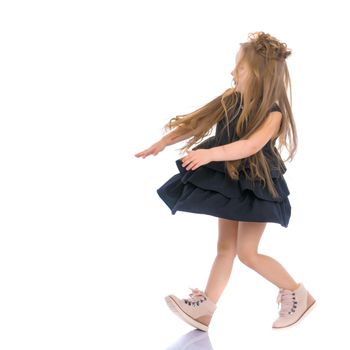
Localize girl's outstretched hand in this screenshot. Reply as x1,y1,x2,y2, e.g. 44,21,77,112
181,149,213,171
134,140,167,158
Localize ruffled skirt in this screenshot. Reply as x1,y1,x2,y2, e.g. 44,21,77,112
157,159,291,228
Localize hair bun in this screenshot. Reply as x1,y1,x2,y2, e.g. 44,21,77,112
248,32,292,60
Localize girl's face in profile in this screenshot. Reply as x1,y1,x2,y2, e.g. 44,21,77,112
231,48,250,93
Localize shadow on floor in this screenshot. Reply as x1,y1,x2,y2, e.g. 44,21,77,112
166,329,214,350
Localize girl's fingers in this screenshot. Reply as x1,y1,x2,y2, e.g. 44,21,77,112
182,157,193,167
141,147,158,158
184,160,193,169
192,163,200,170
191,161,201,170
135,144,163,158
135,150,149,158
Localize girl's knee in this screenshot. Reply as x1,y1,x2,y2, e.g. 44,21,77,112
237,251,258,267
217,244,237,258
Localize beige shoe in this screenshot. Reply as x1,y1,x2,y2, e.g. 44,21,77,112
272,283,316,329
165,288,217,331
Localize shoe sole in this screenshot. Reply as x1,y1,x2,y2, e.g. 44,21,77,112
165,295,208,332
272,299,317,330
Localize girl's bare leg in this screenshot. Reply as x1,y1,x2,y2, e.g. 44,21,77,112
204,218,238,303
236,221,299,291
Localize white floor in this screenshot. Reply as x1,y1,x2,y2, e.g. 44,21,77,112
2,196,348,349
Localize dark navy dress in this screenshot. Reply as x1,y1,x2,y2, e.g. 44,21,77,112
156,102,291,227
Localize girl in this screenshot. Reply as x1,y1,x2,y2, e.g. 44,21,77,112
135,32,316,331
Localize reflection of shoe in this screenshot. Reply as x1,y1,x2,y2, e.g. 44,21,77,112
165,288,217,332
272,283,316,329
166,329,214,350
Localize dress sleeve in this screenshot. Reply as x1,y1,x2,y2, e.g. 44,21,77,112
269,103,282,113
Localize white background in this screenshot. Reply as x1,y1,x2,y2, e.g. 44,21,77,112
0,0,349,349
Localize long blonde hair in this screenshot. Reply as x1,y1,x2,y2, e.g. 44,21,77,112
162,32,298,198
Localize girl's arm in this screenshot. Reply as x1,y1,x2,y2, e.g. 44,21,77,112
161,126,198,146
181,112,282,170
135,126,199,159
210,111,282,161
